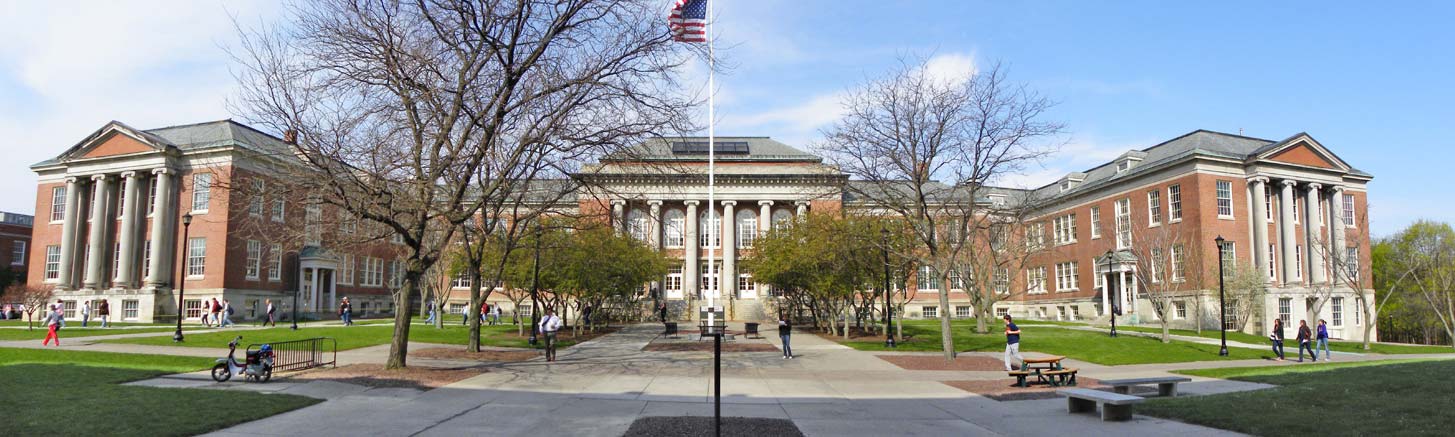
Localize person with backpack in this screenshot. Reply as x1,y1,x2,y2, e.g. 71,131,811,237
264,299,277,327
1316,319,1331,361
210,298,223,327
220,299,235,328
491,303,502,325
97,299,110,328
339,297,353,326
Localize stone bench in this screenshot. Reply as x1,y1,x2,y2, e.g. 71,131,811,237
1099,376,1192,397
1058,388,1145,421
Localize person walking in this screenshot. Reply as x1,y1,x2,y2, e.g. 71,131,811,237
219,299,235,328
210,298,223,328
658,302,668,324
1270,318,1286,361
264,299,277,327
43,306,64,346
480,301,490,325
1297,319,1316,362
80,300,91,327
778,316,794,359
1003,314,1024,371
424,299,436,324
539,308,563,362
491,304,502,326
97,299,110,328
1316,319,1331,361
582,304,593,326
339,297,353,326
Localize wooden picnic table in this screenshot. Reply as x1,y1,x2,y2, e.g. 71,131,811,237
1009,356,1077,387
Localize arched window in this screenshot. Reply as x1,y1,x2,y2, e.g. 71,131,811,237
771,209,793,233
627,208,649,242
663,209,685,248
736,209,757,248
699,209,721,248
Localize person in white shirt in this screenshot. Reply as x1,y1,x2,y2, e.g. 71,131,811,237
80,300,91,327
491,304,502,325
538,308,563,362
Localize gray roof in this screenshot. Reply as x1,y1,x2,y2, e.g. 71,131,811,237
32,119,294,168
605,136,822,162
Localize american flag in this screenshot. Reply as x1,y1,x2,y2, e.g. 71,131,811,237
669,0,707,43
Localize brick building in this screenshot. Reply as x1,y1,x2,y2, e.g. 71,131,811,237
0,212,33,288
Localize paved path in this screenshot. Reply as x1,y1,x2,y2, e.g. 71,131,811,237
200,324,1249,437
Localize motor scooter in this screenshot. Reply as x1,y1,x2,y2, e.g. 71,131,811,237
211,336,274,382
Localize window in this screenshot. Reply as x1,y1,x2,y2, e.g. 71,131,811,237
249,181,264,216
517,305,533,319
62,301,76,319
340,254,355,285
664,210,685,247
1174,301,1187,319
389,259,403,288
142,240,151,280
996,307,1009,318
268,244,282,281
147,177,157,215
1070,306,1080,320
11,241,25,266
1346,247,1360,280
1089,206,1102,239
1295,245,1303,279
44,245,60,280
1293,196,1300,224
1332,297,1344,327
1116,160,1132,172
627,209,649,242
361,257,384,287
738,273,755,293
184,299,203,320
1343,194,1356,227
449,303,465,314
305,198,322,245
1219,241,1236,276
921,305,938,319
994,268,1009,294
1171,244,1186,282
1265,185,1274,220
1168,185,1182,221
917,265,939,291
1056,306,1067,321
949,268,965,290
1216,180,1233,218
1147,190,1162,226
737,210,757,248
452,274,471,289
665,266,683,292
1278,297,1292,324
1354,298,1361,325
699,210,720,248
122,300,139,320
1114,198,1131,249
955,306,971,319
245,240,261,280
1149,248,1164,283
1027,266,1047,294
50,186,66,221
771,209,793,232
266,193,284,223
186,238,206,277
1026,223,1045,250
112,242,121,280
191,173,212,212
1268,244,1277,279
1055,262,1078,292
700,262,719,294
1054,214,1077,245
1094,259,1105,290
338,210,356,235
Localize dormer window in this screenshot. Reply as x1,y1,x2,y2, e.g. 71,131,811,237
1116,160,1133,173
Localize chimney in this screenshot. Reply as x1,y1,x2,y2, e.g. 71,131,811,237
283,129,298,145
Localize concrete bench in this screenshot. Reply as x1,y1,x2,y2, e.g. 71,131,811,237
1099,376,1192,397
1058,388,1145,421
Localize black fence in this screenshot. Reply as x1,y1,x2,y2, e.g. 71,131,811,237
249,337,337,373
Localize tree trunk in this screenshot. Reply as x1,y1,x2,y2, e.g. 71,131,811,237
938,284,954,361
386,275,419,369
467,270,483,352
1161,319,1171,344
1361,298,1375,351
842,303,850,340
975,302,990,334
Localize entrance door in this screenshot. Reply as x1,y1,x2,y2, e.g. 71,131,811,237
321,269,335,310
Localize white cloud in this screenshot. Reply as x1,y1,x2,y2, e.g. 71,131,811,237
0,1,283,214
988,136,1150,189
921,52,977,87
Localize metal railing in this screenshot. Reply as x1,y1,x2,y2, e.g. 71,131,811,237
249,337,337,373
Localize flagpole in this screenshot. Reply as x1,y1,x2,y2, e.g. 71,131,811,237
705,0,716,332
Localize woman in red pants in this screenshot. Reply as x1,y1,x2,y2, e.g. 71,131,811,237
43,306,64,346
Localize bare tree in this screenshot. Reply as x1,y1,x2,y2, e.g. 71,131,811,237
231,0,698,368
1127,224,1206,343
820,57,1063,360
2,284,54,330
1215,264,1267,333
959,196,1047,335
1313,210,1384,349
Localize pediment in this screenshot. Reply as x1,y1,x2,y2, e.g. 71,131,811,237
80,131,157,158
1251,134,1350,172
54,121,174,163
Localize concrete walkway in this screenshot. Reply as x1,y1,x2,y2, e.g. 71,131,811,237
200,324,1249,437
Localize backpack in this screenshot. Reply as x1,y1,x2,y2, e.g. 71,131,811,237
227,306,235,316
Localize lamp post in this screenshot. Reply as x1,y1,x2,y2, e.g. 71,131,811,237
1215,235,1229,356
290,266,301,331
1102,249,1118,338
881,226,895,348
172,213,193,342
528,221,542,346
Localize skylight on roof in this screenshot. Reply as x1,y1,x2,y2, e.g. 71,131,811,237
671,141,749,154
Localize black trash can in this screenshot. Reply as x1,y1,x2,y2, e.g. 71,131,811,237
744,322,760,338
664,322,678,337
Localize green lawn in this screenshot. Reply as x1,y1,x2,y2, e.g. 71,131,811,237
838,321,1269,365
0,326,179,341
0,348,321,436
1142,359,1455,436
1115,325,1455,355
0,318,168,327
101,323,582,351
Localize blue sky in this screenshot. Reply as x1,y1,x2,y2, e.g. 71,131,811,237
1,1,1450,237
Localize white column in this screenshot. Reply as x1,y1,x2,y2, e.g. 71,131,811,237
1304,183,1327,284
1100,268,1110,316
721,200,736,300
795,201,808,218
647,200,663,250
57,177,83,290
611,200,626,234
145,169,175,288
1330,186,1348,285
115,171,142,289
1279,180,1299,285
1249,177,1271,283
758,200,773,234
83,174,114,290
684,200,699,298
